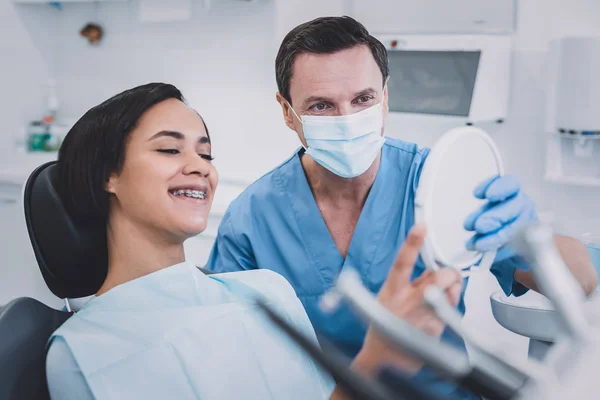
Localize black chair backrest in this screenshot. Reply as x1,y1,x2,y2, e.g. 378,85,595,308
5,160,105,400
0,297,71,400
23,161,107,299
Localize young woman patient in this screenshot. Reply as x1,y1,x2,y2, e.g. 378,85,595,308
46,83,463,400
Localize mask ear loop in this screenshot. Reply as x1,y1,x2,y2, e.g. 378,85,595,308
285,101,310,153
285,101,303,124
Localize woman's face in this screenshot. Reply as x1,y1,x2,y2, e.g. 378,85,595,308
106,98,218,242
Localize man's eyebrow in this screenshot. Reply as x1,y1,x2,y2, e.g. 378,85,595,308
301,95,333,108
354,88,377,97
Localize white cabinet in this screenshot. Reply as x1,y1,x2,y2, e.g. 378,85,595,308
349,0,517,34
544,37,600,187
275,0,517,38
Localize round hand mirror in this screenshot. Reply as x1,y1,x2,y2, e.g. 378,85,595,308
415,126,504,275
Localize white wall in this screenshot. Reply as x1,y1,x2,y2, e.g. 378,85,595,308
0,2,48,149
0,2,63,307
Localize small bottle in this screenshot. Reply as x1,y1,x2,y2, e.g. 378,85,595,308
27,121,48,152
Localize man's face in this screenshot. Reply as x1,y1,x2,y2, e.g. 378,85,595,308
276,44,389,147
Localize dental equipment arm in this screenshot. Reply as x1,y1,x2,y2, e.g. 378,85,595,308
510,224,590,342
323,268,519,400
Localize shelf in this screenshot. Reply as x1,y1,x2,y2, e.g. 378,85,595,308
554,133,600,141
544,174,600,187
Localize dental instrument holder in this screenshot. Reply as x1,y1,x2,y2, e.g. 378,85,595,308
511,223,590,342
322,268,518,400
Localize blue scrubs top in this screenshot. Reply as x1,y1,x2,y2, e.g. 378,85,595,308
206,137,528,399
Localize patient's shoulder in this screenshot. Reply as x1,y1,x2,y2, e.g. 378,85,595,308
46,337,94,400
215,269,298,303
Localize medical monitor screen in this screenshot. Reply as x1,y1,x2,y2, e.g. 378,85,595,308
387,50,481,117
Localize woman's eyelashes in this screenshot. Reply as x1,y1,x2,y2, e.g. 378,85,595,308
157,149,180,155
157,149,214,161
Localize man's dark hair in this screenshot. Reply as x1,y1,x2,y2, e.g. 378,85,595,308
275,16,389,104
57,82,209,221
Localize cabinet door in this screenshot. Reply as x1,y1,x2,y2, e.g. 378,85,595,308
349,0,516,34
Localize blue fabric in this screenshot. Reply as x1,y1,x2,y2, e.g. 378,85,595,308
47,263,334,399
206,137,529,399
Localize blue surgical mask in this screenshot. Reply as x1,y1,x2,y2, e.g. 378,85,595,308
289,103,385,178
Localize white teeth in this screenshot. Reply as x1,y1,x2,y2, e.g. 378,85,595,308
171,189,206,199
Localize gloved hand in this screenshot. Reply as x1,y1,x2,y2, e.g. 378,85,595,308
464,175,538,262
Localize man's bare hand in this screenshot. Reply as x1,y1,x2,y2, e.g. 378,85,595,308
353,224,463,376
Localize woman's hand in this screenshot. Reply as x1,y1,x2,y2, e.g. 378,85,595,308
353,224,463,376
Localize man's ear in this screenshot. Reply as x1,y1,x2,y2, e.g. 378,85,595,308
382,77,390,115
275,92,297,132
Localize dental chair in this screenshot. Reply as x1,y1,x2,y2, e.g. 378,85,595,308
0,161,108,400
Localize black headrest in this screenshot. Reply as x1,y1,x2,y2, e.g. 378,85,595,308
23,162,107,299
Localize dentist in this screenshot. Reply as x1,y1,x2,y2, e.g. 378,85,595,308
206,16,597,399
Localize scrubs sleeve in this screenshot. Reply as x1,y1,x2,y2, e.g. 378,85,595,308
46,337,94,400
489,255,530,297
204,209,257,273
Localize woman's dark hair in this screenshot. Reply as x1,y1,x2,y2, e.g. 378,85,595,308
57,82,208,221
275,16,389,104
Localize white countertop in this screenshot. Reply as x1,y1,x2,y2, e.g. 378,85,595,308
0,152,58,202
0,152,57,185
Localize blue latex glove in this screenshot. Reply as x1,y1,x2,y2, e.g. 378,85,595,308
464,175,538,262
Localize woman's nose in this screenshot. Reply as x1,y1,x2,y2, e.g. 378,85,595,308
182,153,211,177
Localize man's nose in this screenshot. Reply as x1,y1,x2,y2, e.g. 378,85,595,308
337,103,354,116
